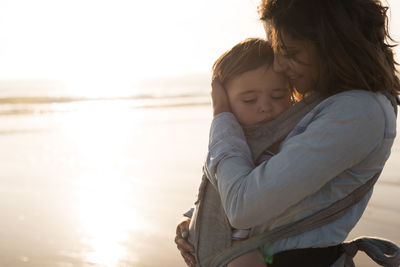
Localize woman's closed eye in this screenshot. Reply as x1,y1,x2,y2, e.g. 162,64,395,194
276,46,297,59
279,47,300,60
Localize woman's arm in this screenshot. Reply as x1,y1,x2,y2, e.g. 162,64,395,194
205,92,386,229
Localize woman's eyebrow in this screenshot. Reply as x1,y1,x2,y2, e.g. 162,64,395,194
277,43,294,49
278,44,298,52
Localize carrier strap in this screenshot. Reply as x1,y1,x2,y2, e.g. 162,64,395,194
342,237,400,267
200,171,383,266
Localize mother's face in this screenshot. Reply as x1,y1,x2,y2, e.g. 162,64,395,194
271,32,320,94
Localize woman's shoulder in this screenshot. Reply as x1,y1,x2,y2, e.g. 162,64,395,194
323,90,385,106
317,90,393,116
314,90,396,137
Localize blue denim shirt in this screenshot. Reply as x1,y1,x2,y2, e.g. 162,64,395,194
204,90,396,255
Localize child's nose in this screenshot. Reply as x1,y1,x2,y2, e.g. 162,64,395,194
259,99,273,113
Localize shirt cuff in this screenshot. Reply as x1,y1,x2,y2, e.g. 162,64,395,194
183,208,194,218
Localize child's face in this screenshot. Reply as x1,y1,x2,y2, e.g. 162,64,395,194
226,65,292,126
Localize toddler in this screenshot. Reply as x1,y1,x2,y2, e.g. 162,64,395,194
211,38,295,267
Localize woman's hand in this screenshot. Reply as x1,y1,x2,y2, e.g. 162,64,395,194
211,79,231,116
175,217,196,267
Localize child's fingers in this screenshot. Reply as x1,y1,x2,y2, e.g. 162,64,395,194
181,251,197,267
175,235,194,252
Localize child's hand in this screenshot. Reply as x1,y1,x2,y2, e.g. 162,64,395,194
211,79,231,116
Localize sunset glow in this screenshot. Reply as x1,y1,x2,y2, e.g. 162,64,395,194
60,102,147,266
0,0,267,98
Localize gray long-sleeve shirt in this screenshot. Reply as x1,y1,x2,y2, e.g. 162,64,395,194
204,90,397,255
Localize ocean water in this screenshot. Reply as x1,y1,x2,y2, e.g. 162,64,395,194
0,83,212,267
0,83,399,267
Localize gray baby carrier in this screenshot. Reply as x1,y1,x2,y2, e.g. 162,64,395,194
188,93,400,267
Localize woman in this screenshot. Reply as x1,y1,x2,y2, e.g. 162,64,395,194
176,0,400,266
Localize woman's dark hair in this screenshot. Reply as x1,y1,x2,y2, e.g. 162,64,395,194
259,0,400,96
212,38,274,86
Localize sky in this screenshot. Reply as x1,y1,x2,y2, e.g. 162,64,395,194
0,0,263,82
0,0,400,96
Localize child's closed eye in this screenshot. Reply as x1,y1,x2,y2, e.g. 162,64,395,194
242,98,257,104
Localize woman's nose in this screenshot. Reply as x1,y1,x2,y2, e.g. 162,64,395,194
273,54,289,73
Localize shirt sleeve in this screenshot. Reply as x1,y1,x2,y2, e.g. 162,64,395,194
204,94,385,229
